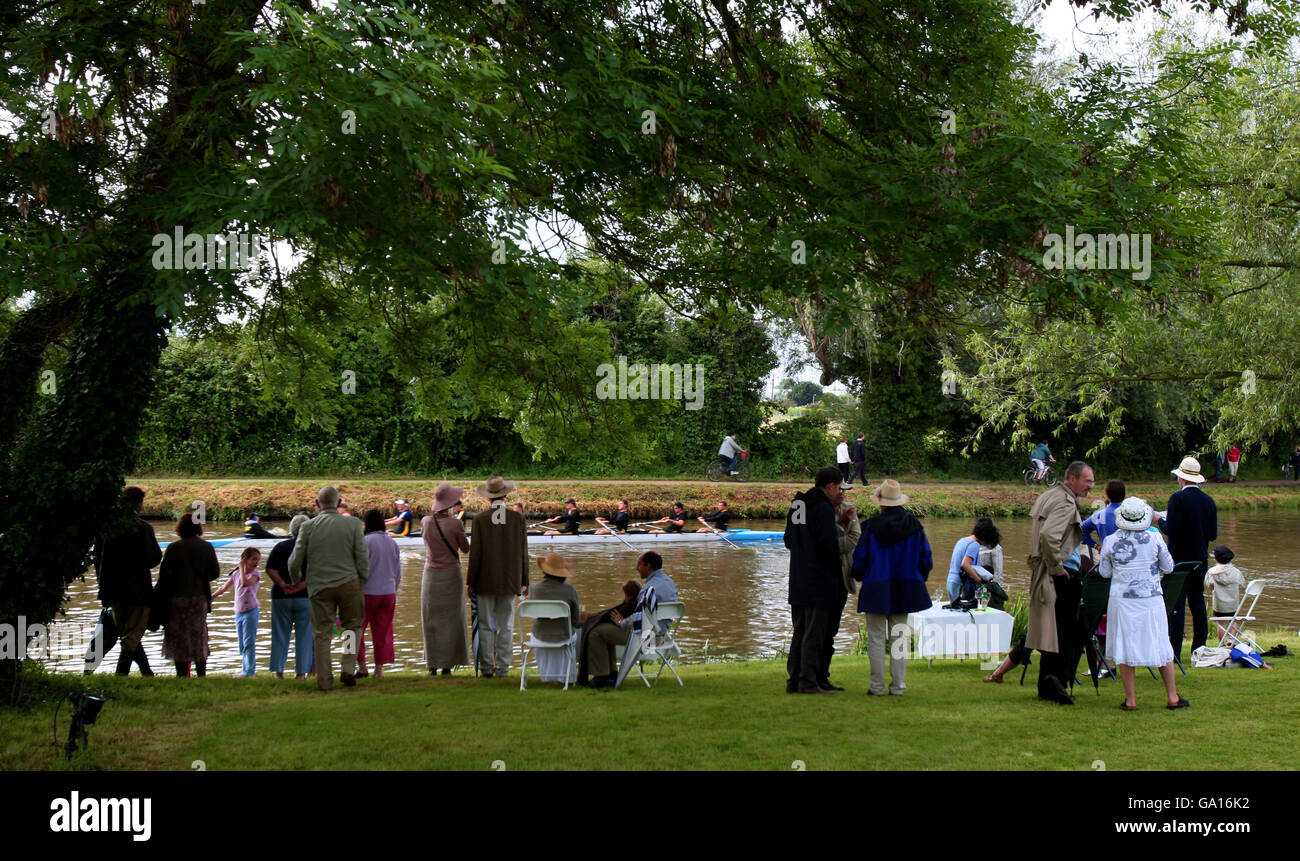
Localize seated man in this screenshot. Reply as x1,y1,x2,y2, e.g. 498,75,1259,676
696,500,730,532
594,499,631,534
651,502,687,533
542,498,582,535
584,551,678,688
384,499,414,536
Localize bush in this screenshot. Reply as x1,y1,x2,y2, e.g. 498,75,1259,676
753,414,833,479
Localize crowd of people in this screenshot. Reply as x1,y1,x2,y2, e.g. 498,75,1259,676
91,453,1238,705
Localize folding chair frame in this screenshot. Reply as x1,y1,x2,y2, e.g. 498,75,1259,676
1148,562,1196,679
516,600,576,691
615,602,685,689
1211,579,1266,654
1080,570,1117,693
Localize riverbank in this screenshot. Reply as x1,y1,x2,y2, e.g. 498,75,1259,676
6,631,1297,770
126,477,1300,521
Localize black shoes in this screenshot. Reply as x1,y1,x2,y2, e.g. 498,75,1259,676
1039,676,1075,705
341,673,356,687
819,682,845,692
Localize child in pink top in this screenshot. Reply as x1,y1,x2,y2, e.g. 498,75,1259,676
213,548,262,676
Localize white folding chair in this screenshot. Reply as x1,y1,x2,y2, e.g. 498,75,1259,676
516,600,576,691
1212,580,1266,654
615,602,685,688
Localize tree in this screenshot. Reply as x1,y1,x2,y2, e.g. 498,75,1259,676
790,381,822,407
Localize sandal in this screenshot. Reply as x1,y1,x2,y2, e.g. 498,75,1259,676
983,674,1003,683
1166,696,1190,710
1119,700,1139,711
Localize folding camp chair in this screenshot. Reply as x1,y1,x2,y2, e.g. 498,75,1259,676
614,601,685,688
516,600,576,691
1212,579,1266,654
1149,561,1196,679
1079,570,1117,693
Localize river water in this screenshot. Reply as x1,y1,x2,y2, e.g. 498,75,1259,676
37,509,1300,674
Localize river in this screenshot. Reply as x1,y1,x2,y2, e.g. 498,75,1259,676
36,509,1300,674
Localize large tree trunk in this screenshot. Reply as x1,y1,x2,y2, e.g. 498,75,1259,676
0,270,166,696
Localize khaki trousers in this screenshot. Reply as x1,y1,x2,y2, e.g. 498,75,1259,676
865,612,909,695
111,604,150,651
310,578,364,690
586,621,631,678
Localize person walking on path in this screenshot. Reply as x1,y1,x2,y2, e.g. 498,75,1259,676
420,483,471,676
265,514,313,679
93,486,161,676
1026,461,1094,705
1155,456,1217,658
466,476,529,678
289,486,369,691
359,509,401,679
1225,446,1241,482
784,466,846,694
836,438,851,486
851,480,933,696
211,547,262,677
849,432,867,487
819,487,860,691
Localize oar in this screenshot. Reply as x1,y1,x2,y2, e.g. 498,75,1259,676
595,519,638,552
629,520,662,530
526,521,549,531
698,520,743,550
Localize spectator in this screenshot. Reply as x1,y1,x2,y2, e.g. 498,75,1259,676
784,466,847,694
1099,497,1187,710
1026,461,1094,705
211,547,262,677
576,580,641,686
467,476,528,678
851,479,933,696
944,517,1001,603
1206,545,1245,617
1225,445,1241,483
848,432,867,488
1082,480,1126,550
359,508,401,679
584,551,676,688
289,486,369,691
420,483,470,676
265,514,313,679
1156,456,1217,657
93,486,161,676
156,513,220,677
528,552,581,684
1290,445,1300,481
836,438,851,486
819,488,860,692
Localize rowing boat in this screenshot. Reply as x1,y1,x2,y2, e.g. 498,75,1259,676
163,528,785,551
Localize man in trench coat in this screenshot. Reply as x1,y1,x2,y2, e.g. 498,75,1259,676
1026,460,1094,704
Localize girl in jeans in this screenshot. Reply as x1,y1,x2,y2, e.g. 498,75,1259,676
213,547,262,676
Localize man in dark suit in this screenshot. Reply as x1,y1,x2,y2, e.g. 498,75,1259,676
784,466,847,694
1156,456,1217,657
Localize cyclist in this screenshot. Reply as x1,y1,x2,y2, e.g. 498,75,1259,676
1030,440,1055,483
718,432,745,476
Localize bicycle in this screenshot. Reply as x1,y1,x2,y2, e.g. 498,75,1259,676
1022,461,1058,487
707,450,751,482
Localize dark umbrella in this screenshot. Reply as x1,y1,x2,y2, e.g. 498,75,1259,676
470,593,480,678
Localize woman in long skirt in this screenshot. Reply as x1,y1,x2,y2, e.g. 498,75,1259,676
421,483,470,675
1099,497,1188,711
158,513,220,676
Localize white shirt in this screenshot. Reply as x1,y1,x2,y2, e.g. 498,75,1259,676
836,442,849,462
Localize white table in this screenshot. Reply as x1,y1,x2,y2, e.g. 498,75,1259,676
904,606,1013,660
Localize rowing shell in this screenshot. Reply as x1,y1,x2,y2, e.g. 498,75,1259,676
162,528,785,551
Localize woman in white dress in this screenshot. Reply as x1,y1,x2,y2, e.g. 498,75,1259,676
1099,497,1189,711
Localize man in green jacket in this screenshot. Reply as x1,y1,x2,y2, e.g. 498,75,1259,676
289,485,369,691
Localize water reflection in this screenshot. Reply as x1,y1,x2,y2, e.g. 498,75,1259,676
41,509,1300,675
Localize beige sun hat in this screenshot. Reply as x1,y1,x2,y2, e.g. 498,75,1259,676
870,479,909,507
1171,456,1206,484
537,552,576,579
1115,496,1154,532
477,476,516,499
433,482,463,513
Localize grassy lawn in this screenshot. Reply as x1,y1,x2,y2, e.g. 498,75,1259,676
6,630,1297,771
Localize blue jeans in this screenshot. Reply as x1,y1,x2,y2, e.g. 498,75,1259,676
236,608,259,676
270,597,314,675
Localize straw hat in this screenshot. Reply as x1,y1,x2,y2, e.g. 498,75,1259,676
1115,496,1154,532
1171,456,1205,484
537,552,576,579
870,479,909,507
477,476,516,499
433,482,463,513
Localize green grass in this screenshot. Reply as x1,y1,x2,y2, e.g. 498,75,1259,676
6,629,1298,771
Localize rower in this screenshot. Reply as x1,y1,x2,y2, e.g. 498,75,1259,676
542,498,582,535
385,499,414,536
651,502,687,534
242,512,278,539
696,500,730,532
338,501,352,517
594,499,631,534
453,501,474,522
